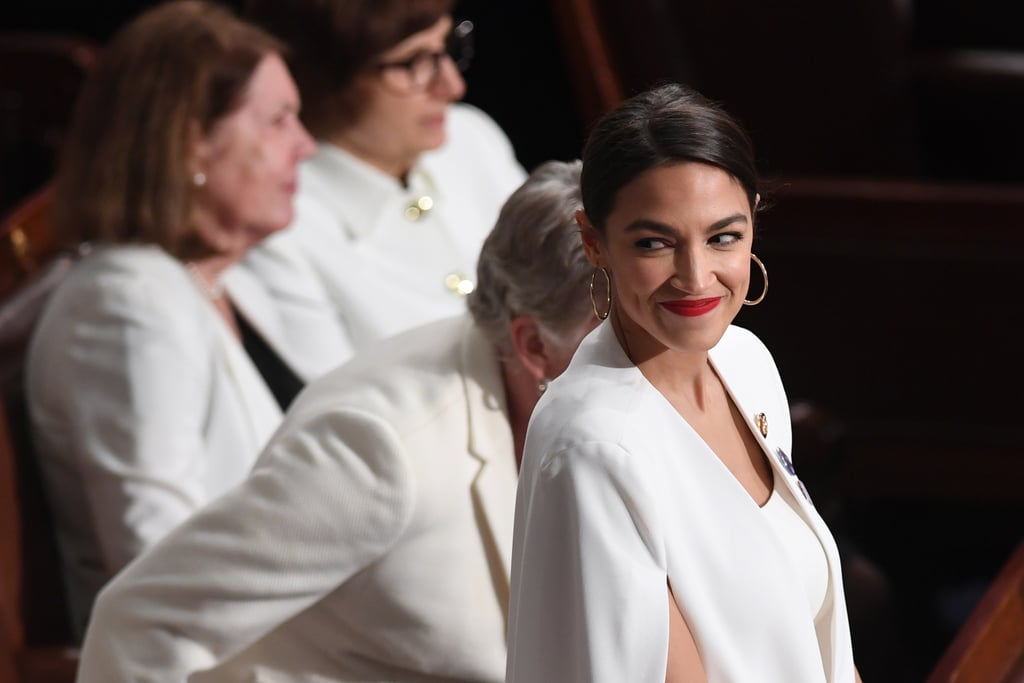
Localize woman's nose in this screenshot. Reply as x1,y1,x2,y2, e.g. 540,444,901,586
431,54,466,101
671,250,715,293
295,121,316,159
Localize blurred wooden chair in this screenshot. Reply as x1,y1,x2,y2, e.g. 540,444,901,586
1,186,79,382
551,0,1024,182
549,0,625,133
1,186,64,301
549,0,919,177
926,541,1024,683
0,186,81,683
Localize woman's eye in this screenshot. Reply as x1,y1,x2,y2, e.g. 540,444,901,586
710,232,741,246
635,237,669,251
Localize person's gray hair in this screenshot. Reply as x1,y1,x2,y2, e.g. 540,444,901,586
468,159,591,353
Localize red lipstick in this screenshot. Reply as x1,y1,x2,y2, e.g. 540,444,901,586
660,298,721,317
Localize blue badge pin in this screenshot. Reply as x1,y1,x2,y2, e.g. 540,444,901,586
774,447,796,476
797,479,815,506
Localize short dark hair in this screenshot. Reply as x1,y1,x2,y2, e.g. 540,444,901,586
55,0,283,258
244,0,453,138
580,82,759,232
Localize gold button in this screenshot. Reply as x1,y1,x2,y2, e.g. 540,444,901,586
444,272,475,295
404,195,434,221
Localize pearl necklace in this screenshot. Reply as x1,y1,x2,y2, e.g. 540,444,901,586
185,261,226,300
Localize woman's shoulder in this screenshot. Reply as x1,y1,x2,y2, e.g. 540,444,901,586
68,244,186,287
529,363,654,463
27,246,213,384
426,104,526,188
43,245,204,326
712,325,784,384
446,103,511,142
716,324,772,355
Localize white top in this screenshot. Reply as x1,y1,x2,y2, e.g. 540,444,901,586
507,321,857,683
242,103,527,378
26,245,286,637
760,484,830,623
76,315,518,683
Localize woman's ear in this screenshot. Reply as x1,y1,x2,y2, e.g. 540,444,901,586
576,210,604,268
507,315,553,383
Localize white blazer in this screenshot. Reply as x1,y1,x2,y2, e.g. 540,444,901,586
507,322,857,683
242,103,527,374
76,315,518,683
25,244,308,637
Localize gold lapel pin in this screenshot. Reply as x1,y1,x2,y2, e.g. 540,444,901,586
754,412,768,437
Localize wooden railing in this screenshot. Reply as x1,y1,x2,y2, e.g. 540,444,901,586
926,541,1024,683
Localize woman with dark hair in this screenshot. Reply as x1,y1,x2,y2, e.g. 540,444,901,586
239,0,527,375
506,83,862,682
25,0,328,638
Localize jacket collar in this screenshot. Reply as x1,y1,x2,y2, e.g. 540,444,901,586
585,321,816,522
302,142,440,241
706,330,813,519
458,317,517,612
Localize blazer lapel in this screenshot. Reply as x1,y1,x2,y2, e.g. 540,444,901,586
459,319,517,614
709,333,813,518
222,266,302,378
709,330,851,641
195,282,282,455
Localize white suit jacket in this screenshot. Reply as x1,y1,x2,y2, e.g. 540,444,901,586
76,314,518,683
242,103,527,375
25,244,332,636
507,322,857,683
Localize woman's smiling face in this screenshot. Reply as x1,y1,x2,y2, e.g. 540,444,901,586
581,161,755,361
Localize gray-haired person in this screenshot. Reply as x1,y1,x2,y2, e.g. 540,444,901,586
76,160,596,683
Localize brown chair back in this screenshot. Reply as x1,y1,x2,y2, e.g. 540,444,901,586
0,186,66,302
0,187,79,682
549,0,920,177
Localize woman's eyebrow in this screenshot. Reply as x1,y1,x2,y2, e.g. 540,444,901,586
622,213,749,235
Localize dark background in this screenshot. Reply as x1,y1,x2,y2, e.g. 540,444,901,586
0,0,585,208
2,3,1022,682
5,0,1024,192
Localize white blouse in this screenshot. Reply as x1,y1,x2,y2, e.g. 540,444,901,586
761,483,830,623
241,103,527,377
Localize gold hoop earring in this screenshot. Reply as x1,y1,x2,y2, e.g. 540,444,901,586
590,267,611,320
743,253,768,306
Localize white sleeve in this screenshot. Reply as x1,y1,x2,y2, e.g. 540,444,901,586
76,406,415,682
507,441,669,683
37,278,214,573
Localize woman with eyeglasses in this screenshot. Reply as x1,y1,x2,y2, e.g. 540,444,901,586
239,0,526,378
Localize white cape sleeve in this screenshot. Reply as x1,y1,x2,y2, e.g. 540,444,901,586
507,440,668,683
